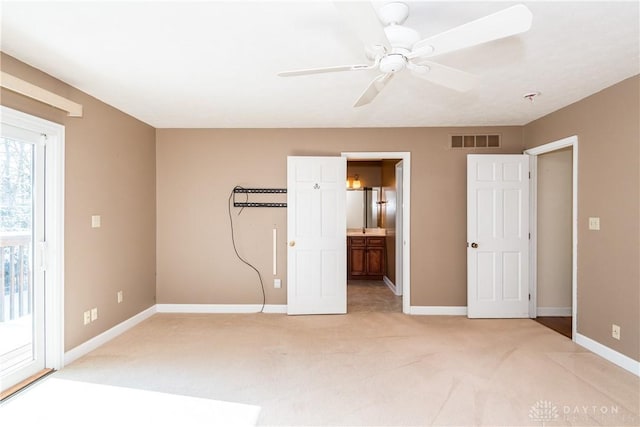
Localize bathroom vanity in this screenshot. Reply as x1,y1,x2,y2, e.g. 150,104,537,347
347,230,386,280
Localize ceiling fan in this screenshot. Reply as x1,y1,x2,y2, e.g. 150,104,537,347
278,2,533,107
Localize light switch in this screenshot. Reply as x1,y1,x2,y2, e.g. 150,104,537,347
588,217,600,231
91,215,101,228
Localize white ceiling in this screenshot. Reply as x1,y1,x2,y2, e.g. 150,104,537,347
1,1,639,128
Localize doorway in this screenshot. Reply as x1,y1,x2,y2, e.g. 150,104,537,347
342,152,411,314
525,136,578,341
0,106,64,396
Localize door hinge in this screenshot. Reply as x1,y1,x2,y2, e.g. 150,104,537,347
528,293,531,301
528,232,531,240
528,171,531,179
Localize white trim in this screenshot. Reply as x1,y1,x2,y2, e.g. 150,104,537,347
45,120,65,371
156,304,288,314
1,72,83,117
64,306,156,366
383,276,400,295
524,135,578,340
524,135,577,155
537,307,572,317
575,333,640,377
394,160,404,296
527,154,538,317
342,152,411,314
410,306,468,316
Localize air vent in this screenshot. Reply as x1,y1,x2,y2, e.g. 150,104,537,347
450,134,500,149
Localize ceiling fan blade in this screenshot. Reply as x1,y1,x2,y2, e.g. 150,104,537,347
334,1,391,51
353,73,394,107
278,64,372,77
407,61,478,92
408,4,533,59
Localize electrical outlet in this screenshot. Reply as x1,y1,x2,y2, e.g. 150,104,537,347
91,215,101,228
91,307,98,322
117,290,123,303
83,311,91,325
274,279,281,289
612,324,621,340
588,217,600,230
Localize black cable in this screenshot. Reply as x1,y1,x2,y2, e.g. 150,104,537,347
228,186,266,313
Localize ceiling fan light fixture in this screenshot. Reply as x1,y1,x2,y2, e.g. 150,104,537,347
380,53,406,73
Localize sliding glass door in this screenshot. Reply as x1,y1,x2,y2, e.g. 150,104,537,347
0,122,46,392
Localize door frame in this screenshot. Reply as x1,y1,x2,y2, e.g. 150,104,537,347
394,161,403,296
1,106,65,372
341,152,411,314
524,135,578,340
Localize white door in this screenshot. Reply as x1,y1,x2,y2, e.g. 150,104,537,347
1,123,46,392
467,155,529,318
287,156,346,315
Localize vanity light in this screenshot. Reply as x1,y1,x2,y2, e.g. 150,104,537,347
352,175,361,189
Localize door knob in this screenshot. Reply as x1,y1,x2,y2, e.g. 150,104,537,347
471,242,478,248
289,240,296,247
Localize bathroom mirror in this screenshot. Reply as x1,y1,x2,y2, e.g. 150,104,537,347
346,187,380,229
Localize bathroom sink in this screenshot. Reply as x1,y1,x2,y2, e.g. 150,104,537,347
347,228,386,236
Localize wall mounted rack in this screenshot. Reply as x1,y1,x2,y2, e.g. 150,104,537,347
233,187,287,208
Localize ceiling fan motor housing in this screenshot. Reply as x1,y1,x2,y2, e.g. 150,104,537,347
379,24,419,73
378,2,410,25
384,24,420,51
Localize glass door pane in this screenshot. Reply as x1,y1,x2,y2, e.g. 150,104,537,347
0,127,45,392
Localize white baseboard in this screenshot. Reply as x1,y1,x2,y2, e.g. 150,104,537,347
64,305,156,366
156,304,287,314
537,307,572,317
262,304,287,314
575,333,639,377
410,306,468,316
383,276,401,295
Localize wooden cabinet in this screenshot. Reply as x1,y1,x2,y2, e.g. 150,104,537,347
348,236,385,280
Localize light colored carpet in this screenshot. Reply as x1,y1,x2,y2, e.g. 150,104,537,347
15,285,640,426
0,376,260,426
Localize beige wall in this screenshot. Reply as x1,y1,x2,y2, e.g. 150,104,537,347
524,75,640,361
156,127,523,306
347,161,381,188
1,54,157,350
537,147,573,310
